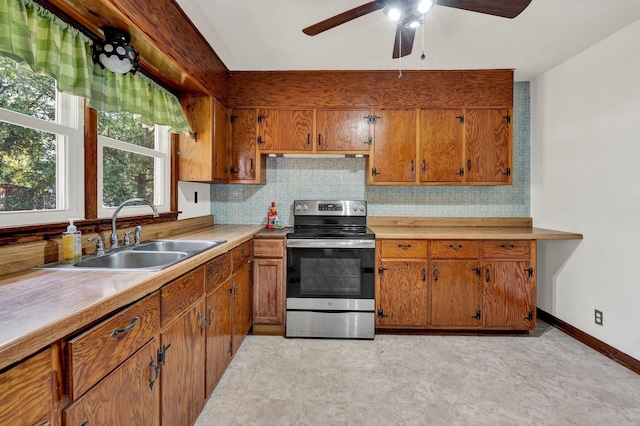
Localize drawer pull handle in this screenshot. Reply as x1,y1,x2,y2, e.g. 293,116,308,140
240,248,246,254
397,244,412,249
111,316,138,338
434,267,439,281
486,268,491,283
501,244,515,249
449,244,462,250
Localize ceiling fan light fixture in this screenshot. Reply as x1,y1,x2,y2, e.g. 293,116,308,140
404,12,423,28
415,0,435,15
383,2,404,22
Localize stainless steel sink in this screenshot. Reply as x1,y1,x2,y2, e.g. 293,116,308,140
33,239,227,271
133,239,226,254
73,250,188,270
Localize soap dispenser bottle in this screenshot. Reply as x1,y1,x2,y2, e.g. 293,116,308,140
62,219,82,262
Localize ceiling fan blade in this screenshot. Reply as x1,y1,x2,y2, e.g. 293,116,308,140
392,25,416,59
302,1,384,36
436,0,532,19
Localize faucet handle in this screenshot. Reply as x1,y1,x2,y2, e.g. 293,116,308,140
134,225,143,246
88,236,105,256
124,230,134,247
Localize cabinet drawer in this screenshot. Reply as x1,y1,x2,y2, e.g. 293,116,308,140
162,267,205,326
431,240,480,259
232,240,252,273
206,252,231,293
482,240,532,260
379,240,427,259
67,292,160,399
253,238,285,258
0,348,52,426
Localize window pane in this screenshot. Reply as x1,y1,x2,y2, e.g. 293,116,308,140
0,122,57,211
102,147,154,207
0,57,56,121
98,111,154,149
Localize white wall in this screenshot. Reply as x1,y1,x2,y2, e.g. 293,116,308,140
531,19,640,359
177,181,212,220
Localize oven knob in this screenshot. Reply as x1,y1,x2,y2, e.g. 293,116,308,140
358,205,365,211
302,205,308,211
295,205,301,211
352,204,358,211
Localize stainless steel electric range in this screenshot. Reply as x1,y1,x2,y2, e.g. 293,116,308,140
285,200,375,339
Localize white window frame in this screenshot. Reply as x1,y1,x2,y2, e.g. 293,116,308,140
0,93,84,227
97,125,171,219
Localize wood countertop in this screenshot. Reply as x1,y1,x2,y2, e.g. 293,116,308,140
369,225,583,240
0,224,263,370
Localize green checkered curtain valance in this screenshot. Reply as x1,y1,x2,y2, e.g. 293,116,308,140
0,0,191,133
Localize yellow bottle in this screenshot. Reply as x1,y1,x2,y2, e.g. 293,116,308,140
62,219,82,262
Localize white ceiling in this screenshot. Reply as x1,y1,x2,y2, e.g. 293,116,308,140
175,0,640,81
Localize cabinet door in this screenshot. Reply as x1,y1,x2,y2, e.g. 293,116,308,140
259,109,313,151
371,110,416,183
377,260,428,327
253,258,285,325
178,94,214,182
232,263,252,353
484,261,536,329
160,300,206,426
419,109,464,183
316,110,371,152
465,109,511,184
64,340,159,426
230,108,258,181
213,98,229,182
0,348,53,426
431,260,482,327
205,280,232,397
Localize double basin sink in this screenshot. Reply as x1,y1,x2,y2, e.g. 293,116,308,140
36,239,227,271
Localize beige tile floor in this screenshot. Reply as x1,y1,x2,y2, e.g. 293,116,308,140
195,321,640,425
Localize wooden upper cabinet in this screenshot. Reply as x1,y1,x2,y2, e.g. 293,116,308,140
316,110,372,152
465,108,512,184
258,109,313,152
213,98,229,182
230,108,260,183
420,109,465,184
177,95,228,183
370,110,417,184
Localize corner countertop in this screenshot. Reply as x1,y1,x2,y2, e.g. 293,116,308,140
0,224,264,371
369,225,583,240
253,227,291,239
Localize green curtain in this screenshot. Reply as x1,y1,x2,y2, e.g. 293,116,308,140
0,0,191,133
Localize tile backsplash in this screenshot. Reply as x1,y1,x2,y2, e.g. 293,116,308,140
211,82,530,225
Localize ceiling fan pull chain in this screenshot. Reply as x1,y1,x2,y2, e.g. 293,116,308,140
421,16,426,60
398,26,403,79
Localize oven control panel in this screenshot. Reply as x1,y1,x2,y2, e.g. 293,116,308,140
293,200,367,216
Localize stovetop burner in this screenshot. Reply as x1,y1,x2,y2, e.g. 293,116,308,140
287,200,375,240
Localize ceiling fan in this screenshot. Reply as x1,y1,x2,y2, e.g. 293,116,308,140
302,0,532,59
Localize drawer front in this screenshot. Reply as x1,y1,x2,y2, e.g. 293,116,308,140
162,267,205,326
379,240,428,259
253,238,285,258
431,240,480,259
68,292,160,399
0,348,52,426
232,240,252,274
206,252,231,293
482,240,532,260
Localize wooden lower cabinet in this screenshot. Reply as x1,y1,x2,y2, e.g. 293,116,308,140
232,262,252,352
376,239,536,331
64,340,159,426
252,236,286,331
0,348,54,426
205,279,232,397
430,260,482,328
160,299,206,426
377,260,428,327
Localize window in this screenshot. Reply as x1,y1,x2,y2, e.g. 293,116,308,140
97,111,170,218
0,57,83,227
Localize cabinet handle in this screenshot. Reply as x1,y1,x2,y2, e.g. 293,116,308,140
397,244,412,249
456,167,464,176
410,160,414,172
472,267,481,276
421,160,427,172
422,268,426,282
240,248,246,254
501,244,515,249
250,159,253,171
485,268,491,283
318,133,322,146
467,159,472,172
449,244,462,250
149,356,159,390
199,312,210,335
434,267,439,281
208,306,215,323
110,316,138,338
307,133,311,145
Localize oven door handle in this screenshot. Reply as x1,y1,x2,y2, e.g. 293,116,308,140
286,239,375,249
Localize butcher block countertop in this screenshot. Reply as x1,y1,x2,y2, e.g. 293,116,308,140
0,224,263,370
368,217,583,240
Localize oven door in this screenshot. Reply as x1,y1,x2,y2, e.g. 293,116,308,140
286,239,375,300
